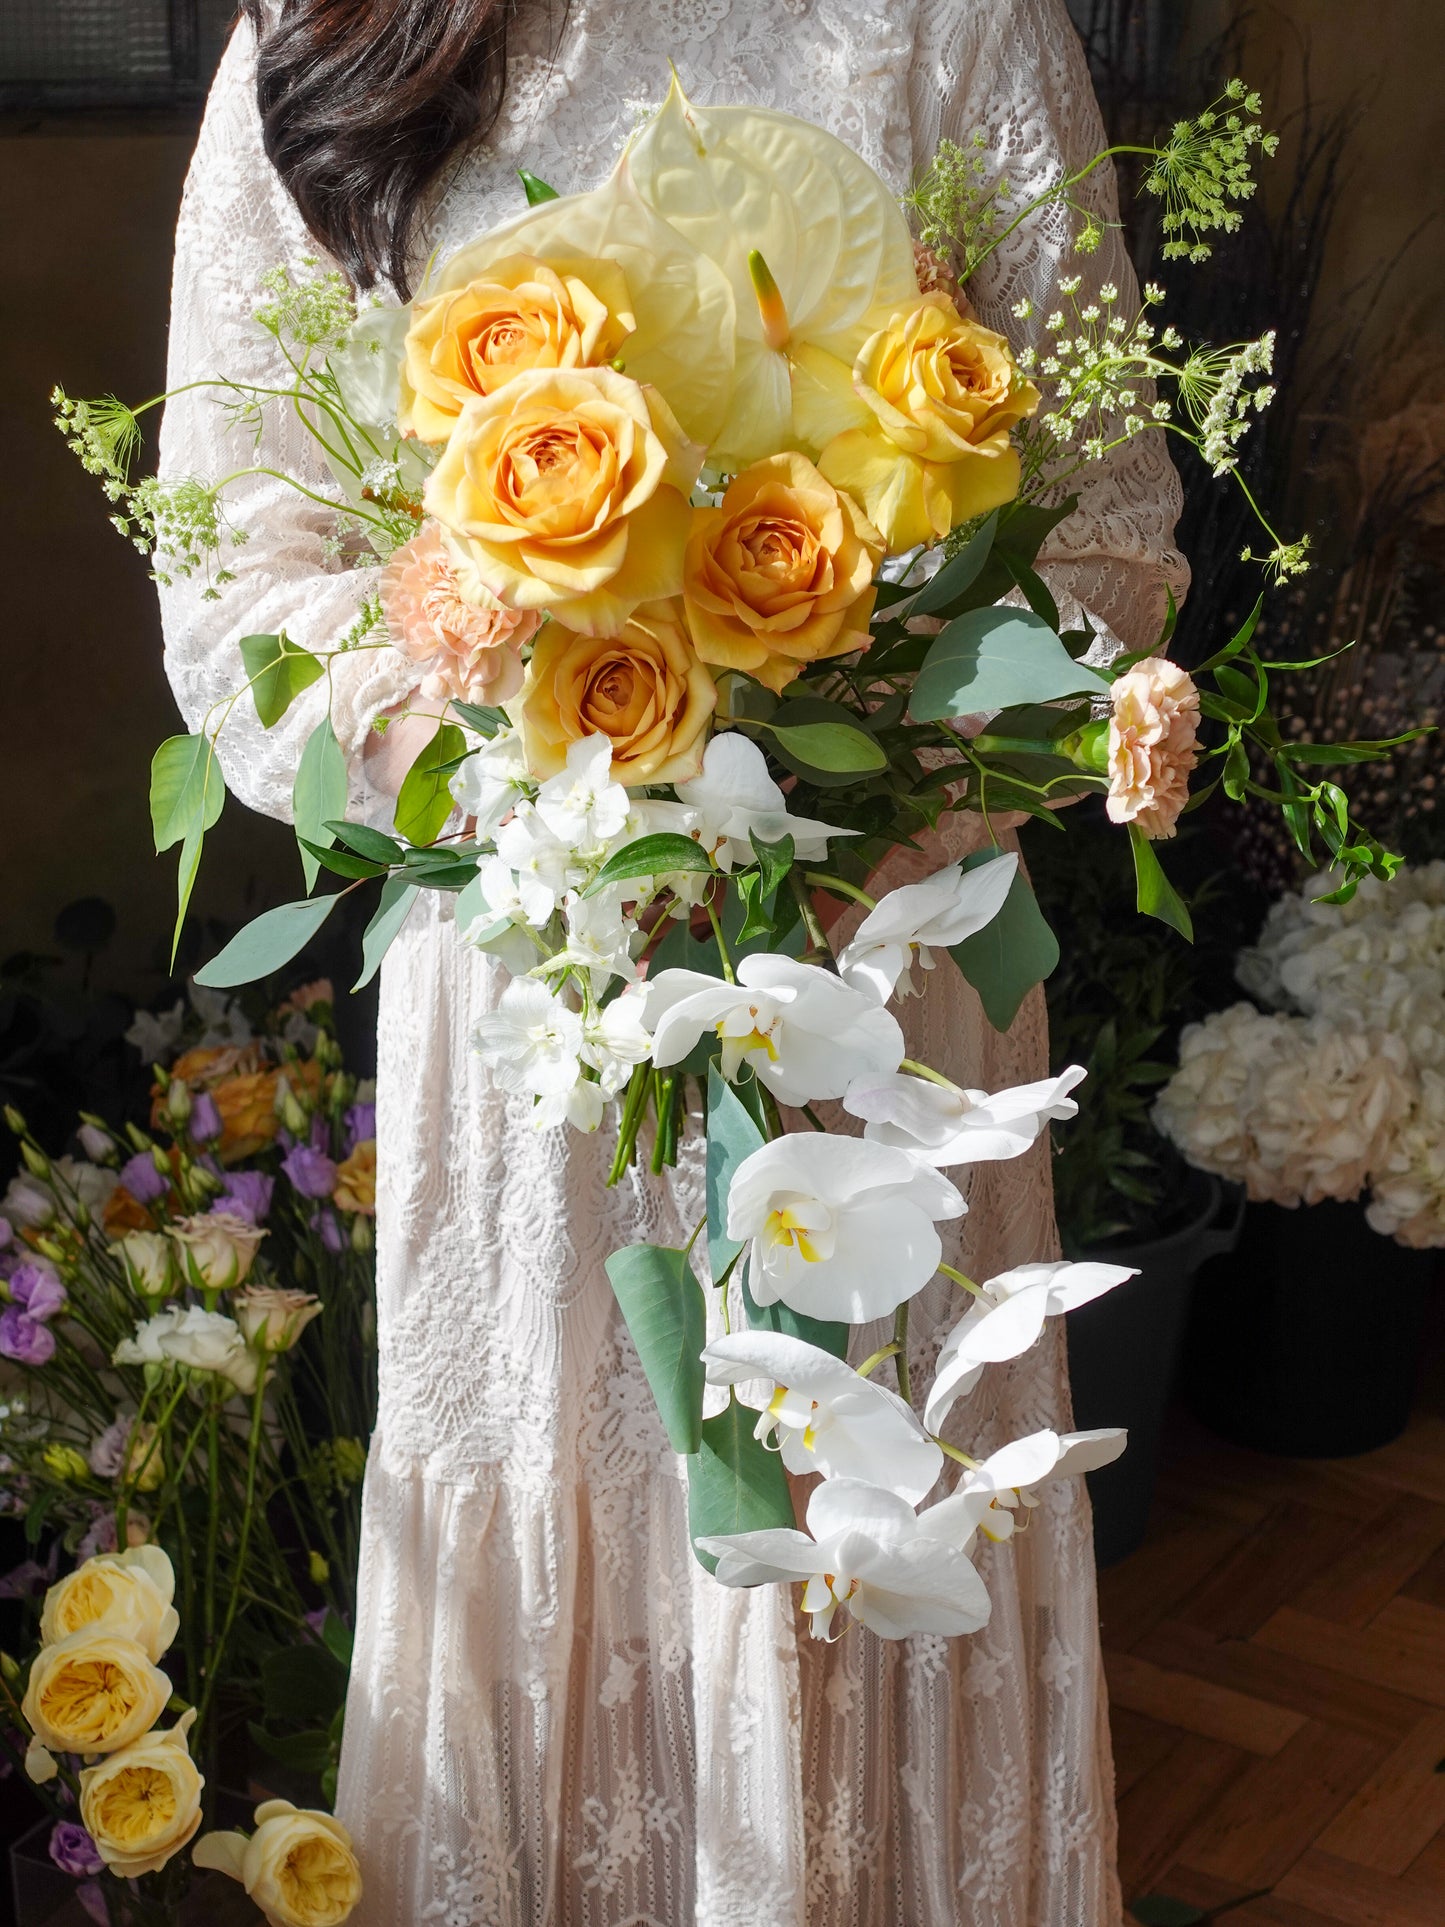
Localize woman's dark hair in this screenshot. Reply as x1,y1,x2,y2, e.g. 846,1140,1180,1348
239,0,542,296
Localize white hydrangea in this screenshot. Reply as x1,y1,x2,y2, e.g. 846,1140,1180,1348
1365,1068,1445,1248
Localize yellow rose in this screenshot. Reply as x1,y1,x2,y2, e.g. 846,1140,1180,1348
424,367,702,638
39,1547,178,1662
22,1630,172,1755
211,1070,281,1164
79,1710,204,1878
194,1800,363,1927
815,297,1039,553
332,1141,376,1217
399,254,635,443
683,452,883,694
513,599,717,786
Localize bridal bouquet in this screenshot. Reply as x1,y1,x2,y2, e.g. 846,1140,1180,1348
56,80,1413,1641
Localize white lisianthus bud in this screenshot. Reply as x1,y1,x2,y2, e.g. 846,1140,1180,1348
118,1231,176,1302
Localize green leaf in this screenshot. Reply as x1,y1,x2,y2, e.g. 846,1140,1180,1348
1222,736,1250,801
319,1609,354,1669
687,1394,797,1574
247,1723,334,1776
325,820,406,865
240,631,325,729
904,511,999,616
1194,595,1263,674
194,895,342,988
294,717,349,892
150,733,225,853
394,722,467,847
1129,824,1193,939
749,831,795,900
734,870,774,942
585,832,714,897
705,1067,764,1287
994,495,1076,567
949,854,1060,1033
353,877,420,991
911,608,1108,721
518,168,559,205
1001,552,1061,631
1281,733,1426,764
1156,582,1179,649
766,719,886,774
260,1643,347,1726
298,839,390,881
449,701,511,737
763,696,884,787
604,1244,707,1454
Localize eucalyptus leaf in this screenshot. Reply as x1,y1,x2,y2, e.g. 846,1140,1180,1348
902,510,999,616
449,701,511,737
605,1244,707,1454
325,821,407,865
705,1067,764,1287
194,895,342,989
150,733,225,853
353,877,420,991
688,1395,796,1575
911,608,1108,722
766,719,887,774
240,631,325,729
294,717,349,891
394,722,467,847
949,853,1060,1033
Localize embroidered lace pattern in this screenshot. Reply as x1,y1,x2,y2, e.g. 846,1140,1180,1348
156,4,1186,1918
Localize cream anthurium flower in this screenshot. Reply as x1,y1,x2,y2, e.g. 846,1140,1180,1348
624,78,919,469
922,1429,1128,1550
836,855,1019,1003
923,1262,1136,1435
674,732,856,870
696,1475,991,1641
702,1330,944,1504
533,735,630,851
472,979,584,1098
644,954,904,1105
728,1133,964,1324
843,1066,1087,1166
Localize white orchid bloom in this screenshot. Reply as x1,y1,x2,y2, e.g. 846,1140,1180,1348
534,735,631,852
583,986,654,1095
674,733,855,871
922,1428,1128,1549
539,887,640,995
837,856,1019,1002
494,801,576,912
458,856,551,977
843,1066,1086,1166
645,954,903,1104
697,1476,991,1641
702,1330,944,1503
729,1133,964,1324
472,979,584,1098
450,728,530,839
924,1261,1135,1435
531,1074,606,1134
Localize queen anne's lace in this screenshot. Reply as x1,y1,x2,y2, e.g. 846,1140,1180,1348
157,4,1187,1920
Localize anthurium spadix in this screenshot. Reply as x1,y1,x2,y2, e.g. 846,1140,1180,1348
923,1261,1136,1435
622,77,920,468
701,1330,945,1504
843,1066,1087,1166
921,1429,1129,1550
727,1133,964,1323
696,1476,991,1640
837,855,1020,1002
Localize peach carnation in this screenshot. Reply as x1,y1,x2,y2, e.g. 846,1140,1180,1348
1104,656,1200,841
381,523,536,706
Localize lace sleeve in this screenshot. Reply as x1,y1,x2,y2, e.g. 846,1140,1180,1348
909,0,1190,651
156,22,419,823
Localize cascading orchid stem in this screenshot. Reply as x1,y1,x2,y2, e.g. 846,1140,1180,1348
938,1262,982,1296
892,1302,911,1404
802,871,877,911
898,1057,964,1094
855,1341,901,1380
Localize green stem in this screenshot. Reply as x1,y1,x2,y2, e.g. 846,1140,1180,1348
704,893,735,983
893,1302,911,1405
856,1341,901,1380
801,871,877,910
195,1368,269,1743
938,1262,982,1297
937,1438,980,1468
899,1057,963,1093
788,870,835,967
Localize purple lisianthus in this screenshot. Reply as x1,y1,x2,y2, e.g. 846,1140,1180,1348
283,1144,337,1200
0,1216,11,1249
50,1823,104,1879
118,1150,168,1205
0,1307,55,1366
214,1170,275,1223
343,1102,376,1154
11,1261,66,1323
310,1206,347,1254
189,1091,223,1143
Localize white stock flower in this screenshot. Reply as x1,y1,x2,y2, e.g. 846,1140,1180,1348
696,1476,991,1641
702,1330,944,1503
450,727,530,838
922,1428,1127,1548
494,802,575,911
645,954,904,1105
728,1133,964,1323
843,1066,1085,1166
534,735,630,850
459,854,553,976
472,979,584,1098
837,855,1018,1002
113,1307,259,1397
923,1261,1135,1434
674,732,855,869
1367,1066,1445,1248
542,887,640,993
583,986,653,1095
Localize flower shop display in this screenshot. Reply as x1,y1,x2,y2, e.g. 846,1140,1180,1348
49,79,1419,1668
0,982,374,1923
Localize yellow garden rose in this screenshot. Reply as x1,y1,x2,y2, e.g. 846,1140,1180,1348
399,254,635,443
194,1800,363,1927
39,1547,178,1663
424,367,702,637
513,599,717,786
814,297,1040,553
683,452,883,693
78,1711,204,1877
22,1630,172,1755
332,1140,376,1216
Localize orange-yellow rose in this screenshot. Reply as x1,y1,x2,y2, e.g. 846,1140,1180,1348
424,367,702,638
211,1070,281,1164
333,1141,376,1217
815,297,1039,552
683,452,883,694
513,599,717,786
399,253,635,444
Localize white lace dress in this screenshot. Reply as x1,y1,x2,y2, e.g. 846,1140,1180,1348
158,5,1187,1922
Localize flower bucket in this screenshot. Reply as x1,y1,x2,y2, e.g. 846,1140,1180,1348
1065,1173,1243,1566
1181,1197,1438,1458
10,1814,261,1927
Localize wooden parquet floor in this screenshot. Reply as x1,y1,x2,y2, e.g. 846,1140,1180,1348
1106,1381,1445,1926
